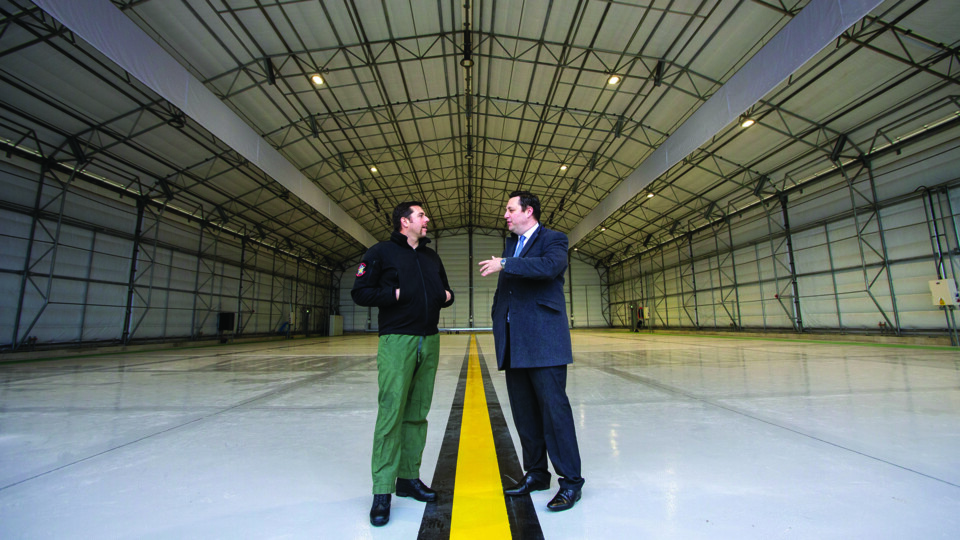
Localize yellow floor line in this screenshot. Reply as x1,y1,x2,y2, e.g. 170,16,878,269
450,334,511,539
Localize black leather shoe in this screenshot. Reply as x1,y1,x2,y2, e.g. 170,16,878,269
370,494,390,526
547,487,581,511
504,473,551,496
396,478,437,503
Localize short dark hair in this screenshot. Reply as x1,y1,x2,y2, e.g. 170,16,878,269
392,201,423,232
509,190,540,221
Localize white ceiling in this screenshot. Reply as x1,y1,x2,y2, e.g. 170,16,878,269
1,0,958,269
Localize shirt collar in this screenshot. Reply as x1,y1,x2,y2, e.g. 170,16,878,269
517,222,539,241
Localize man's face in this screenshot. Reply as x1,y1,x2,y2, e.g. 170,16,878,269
402,205,429,238
504,196,534,235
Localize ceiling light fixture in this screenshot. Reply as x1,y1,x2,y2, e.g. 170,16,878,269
646,192,655,198
369,166,377,173
560,164,568,171
653,59,664,87
740,115,755,128
607,74,621,85
311,74,324,86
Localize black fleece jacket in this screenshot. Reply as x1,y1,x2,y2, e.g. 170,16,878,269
351,231,455,336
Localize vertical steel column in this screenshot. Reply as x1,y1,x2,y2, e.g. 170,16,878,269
864,160,902,335
316,261,327,335
125,202,164,343
922,188,948,279
636,253,644,321
598,263,610,327
676,237,688,326
945,185,960,272
677,234,699,327
660,247,669,327
711,223,722,328
121,198,146,344
754,243,767,331
942,186,960,346
268,247,278,332
922,187,960,345
161,248,173,337
294,257,301,334
704,240,717,328
242,241,259,335
468,228,475,328
764,198,800,331
189,223,205,339
191,223,221,337
725,218,743,330
11,161,76,349
79,230,97,344
689,236,700,327
649,246,666,328
840,162,898,333
236,236,247,336
823,224,844,331
780,195,804,333
839,160,900,335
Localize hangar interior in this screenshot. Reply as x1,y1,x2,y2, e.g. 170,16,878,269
2,2,960,539
1,0,959,350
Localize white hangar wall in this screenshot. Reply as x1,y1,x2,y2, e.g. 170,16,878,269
607,133,960,336
0,157,335,350
5,131,959,349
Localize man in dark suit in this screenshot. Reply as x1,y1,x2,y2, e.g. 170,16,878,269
478,190,584,512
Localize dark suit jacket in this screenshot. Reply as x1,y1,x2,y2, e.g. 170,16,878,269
491,224,574,370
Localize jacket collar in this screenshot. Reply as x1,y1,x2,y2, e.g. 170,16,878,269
390,230,431,249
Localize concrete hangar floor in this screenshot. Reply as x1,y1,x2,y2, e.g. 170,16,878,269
1,330,958,539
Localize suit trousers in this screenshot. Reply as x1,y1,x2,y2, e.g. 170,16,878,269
505,364,584,490
371,333,440,494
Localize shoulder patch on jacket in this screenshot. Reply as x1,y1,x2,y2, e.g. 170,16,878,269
356,262,366,277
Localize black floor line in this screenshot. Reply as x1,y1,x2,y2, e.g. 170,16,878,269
417,337,545,539
477,340,545,540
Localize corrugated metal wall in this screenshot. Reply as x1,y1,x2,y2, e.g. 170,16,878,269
606,136,960,336
0,160,333,350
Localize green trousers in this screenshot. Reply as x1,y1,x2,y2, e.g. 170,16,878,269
371,333,440,494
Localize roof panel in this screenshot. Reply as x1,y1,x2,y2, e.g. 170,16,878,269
2,0,955,267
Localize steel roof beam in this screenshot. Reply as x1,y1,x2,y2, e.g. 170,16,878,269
33,0,378,248
568,0,884,247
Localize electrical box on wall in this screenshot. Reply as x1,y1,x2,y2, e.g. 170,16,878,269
928,279,960,307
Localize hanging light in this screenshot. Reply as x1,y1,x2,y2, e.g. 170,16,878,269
607,74,621,85
311,74,324,86
370,166,378,173
740,115,755,128
560,164,568,171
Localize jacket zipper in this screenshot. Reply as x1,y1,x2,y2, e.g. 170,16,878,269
414,247,429,326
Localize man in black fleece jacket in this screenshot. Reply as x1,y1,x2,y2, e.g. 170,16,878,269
351,201,454,527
